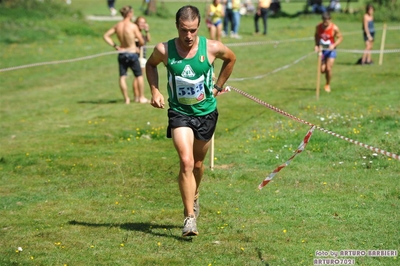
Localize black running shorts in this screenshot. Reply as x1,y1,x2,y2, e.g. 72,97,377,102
167,109,218,141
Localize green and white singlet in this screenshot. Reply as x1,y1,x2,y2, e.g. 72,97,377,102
166,36,216,116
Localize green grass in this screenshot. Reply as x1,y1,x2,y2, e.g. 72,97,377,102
0,1,399,265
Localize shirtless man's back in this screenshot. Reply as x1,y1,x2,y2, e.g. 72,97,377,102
103,6,149,104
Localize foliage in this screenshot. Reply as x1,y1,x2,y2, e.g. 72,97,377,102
155,1,174,19
373,3,400,22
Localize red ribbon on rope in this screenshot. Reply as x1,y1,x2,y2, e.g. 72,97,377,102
258,126,315,189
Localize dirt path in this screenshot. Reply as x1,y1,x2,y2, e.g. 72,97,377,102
86,15,122,21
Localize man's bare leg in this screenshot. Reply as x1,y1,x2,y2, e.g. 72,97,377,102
193,138,211,195
133,75,149,103
119,76,130,104
133,78,140,103
324,58,334,92
172,127,197,217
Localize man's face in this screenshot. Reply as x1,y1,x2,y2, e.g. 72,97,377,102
176,18,199,48
322,18,330,27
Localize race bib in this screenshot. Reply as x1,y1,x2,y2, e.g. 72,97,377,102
175,75,206,105
320,39,331,49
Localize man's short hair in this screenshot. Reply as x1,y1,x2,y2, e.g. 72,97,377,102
175,5,201,27
120,6,132,18
321,12,331,20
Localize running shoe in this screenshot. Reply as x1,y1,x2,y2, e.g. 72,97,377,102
324,84,331,93
182,215,198,236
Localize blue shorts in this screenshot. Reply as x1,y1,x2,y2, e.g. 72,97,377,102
363,31,375,41
118,53,142,77
213,19,222,27
322,49,337,60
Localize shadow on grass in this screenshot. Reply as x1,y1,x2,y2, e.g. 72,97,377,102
291,87,315,91
77,99,121,104
68,220,194,242
336,62,362,66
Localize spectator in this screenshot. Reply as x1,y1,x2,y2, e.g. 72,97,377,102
103,6,149,104
222,0,242,38
328,0,341,12
108,0,117,16
206,0,225,41
361,4,374,65
254,0,271,35
309,0,326,14
135,16,152,81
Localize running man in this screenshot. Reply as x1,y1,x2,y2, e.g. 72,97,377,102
103,6,149,104
145,5,236,236
314,12,343,93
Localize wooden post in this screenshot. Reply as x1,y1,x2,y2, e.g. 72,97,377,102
379,23,387,66
316,46,322,100
210,134,215,170
146,0,157,15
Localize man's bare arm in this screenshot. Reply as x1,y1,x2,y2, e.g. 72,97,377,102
314,26,320,47
333,25,343,48
146,42,167,108
208,40,236,95
103,26,118,48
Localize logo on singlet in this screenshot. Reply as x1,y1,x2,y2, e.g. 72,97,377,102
181,65,195,78
170,58,182,65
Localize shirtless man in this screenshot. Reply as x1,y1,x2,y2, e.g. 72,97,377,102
103,6,149,104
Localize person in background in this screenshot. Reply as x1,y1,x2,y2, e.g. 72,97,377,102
145,5,236,236
206,0,225,41
140,0,150,11
135,16,152,92
361,4,375,65
310,0,327,14
103,6,149,104
108,0,117,16
222,0,242,39
254,0,271,35
314,12,343,93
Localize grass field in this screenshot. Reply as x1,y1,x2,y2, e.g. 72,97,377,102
0,1,399,265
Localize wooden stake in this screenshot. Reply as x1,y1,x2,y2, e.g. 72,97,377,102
210,134,215,170
379,23,387,66
316,46,322,100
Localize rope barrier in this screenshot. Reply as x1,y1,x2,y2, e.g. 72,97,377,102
0,51,118,72
223,85,400,162
230,52,314,82
1,26,399,73
337,48,400,54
